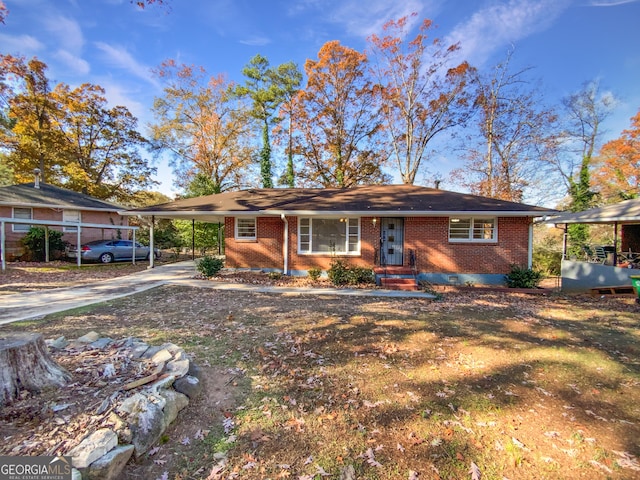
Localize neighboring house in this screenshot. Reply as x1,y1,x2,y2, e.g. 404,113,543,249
0,182,129,260
124,184,555,285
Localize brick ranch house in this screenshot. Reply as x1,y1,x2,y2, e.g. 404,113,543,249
0,182,129,261
124,184,556,286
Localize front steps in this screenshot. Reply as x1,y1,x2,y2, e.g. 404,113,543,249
374,266,420,291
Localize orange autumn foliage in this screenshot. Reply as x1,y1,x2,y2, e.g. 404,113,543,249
593,109,640,201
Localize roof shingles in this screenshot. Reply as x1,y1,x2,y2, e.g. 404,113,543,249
124,185,554,217
0,183,123,211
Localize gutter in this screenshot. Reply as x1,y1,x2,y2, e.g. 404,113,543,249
117,210,258,218
1,202,122,212
266,209,556,217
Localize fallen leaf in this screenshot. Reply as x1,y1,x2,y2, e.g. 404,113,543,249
469,461,481,480
315,465,331,476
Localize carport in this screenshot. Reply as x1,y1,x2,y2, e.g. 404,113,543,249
0,217,140,271
540,198,640,292
118,210,225,268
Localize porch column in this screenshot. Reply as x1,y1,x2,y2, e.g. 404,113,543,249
1,221,6,271
76,227,81,268
149,216,155,269
281,214,289,275
44,226,50,263
613,222,619,265
528,221,533,269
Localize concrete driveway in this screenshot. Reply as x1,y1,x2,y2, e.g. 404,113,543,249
0,261,431,325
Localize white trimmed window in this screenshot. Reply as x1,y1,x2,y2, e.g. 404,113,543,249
12,207,32,232
63,210,81,232
235,217,256,240
449,217,497,242
298,217,360,254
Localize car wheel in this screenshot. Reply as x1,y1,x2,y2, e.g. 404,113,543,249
100,252,114,264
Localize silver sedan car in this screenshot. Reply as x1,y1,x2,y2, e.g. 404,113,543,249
67,240,160,264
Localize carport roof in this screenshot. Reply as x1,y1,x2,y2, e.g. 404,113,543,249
541,198,640,224
0,183,123,211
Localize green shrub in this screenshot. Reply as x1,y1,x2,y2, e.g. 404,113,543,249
267,271,282,280
197,256,224,278
307,267,322,281
533,248,562,276
504,264,544,288
21,227,68,261
327,259,349,285
327,259,374,286
347,266,375,285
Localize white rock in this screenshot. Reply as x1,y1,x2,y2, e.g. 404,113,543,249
87,444,134,480
151,349,172,365
67,428,117,469
76,331,100,343
165,359,190,378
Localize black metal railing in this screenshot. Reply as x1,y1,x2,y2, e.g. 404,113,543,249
409,249,417,279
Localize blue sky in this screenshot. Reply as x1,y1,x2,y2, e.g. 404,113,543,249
2,0,639,198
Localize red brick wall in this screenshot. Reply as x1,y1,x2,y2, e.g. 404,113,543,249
224,216,284,269
223,215,531,275
405,216,530,273
1,206,128,260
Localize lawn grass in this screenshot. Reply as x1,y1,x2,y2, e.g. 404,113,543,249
1,286,638,479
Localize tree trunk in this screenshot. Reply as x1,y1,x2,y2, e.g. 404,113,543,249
0,333,71,406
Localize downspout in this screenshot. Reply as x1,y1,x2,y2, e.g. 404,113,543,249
281,214,289,275
528,220,533,269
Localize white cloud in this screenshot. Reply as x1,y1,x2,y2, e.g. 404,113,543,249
286,0,439,40
54,49,90,75
96,78,148,120
0,33,44,55
94,42,160,90
445,0,571,67
239,36,271,46
41,14,84,53
589,0,639,5
329,0,433,38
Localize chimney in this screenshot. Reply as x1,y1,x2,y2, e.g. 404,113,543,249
33,168,41,189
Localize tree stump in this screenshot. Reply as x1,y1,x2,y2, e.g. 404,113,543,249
0,333,71,406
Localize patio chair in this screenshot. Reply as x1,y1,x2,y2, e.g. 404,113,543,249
582,245,595,261
592,246,607,264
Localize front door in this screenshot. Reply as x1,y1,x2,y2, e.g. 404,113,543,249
380,218,404,266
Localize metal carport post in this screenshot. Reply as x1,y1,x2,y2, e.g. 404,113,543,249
0,217,140,271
